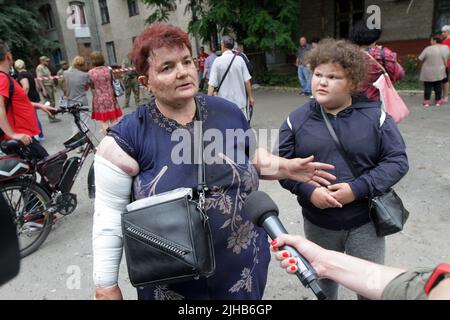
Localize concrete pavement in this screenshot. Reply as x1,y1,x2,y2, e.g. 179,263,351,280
0,90,449,300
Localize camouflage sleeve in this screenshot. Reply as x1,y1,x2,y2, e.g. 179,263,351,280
381,268,433,300
35,66,44,77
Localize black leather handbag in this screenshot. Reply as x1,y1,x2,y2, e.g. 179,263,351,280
369,189,409,237
320,106,409,237
121,101,215,287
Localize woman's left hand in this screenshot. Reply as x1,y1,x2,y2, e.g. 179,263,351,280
285,156,336,186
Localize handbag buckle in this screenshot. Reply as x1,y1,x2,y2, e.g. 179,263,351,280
197,190,209,226
369,197,376,209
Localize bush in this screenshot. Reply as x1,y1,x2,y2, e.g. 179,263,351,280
395,80,422,91
255,71,299,87
396,54,421,90
398,54,420,82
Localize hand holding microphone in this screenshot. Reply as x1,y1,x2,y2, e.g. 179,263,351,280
244,190,327,300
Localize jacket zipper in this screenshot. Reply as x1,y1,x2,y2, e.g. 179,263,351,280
126,225,189,258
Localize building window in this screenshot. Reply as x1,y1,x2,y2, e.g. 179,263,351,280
69,1,87,26
335,0,365,39
434,0,450,34
39,4,55,30
106,41,117,66
99,0,110,24
53,48,63,67
127,0,140,17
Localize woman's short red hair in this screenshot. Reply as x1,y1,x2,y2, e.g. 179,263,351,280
132,23,192,75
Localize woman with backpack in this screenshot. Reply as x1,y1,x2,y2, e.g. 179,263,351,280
350,20,405,101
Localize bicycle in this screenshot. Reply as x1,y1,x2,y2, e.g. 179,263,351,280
0,103,97,257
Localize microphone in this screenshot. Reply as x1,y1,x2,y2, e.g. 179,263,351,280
244,190,327,300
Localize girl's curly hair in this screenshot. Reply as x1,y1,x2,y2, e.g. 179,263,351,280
305,38,368,94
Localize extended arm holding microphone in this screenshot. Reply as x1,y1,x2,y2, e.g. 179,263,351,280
272,234,406,300
244,190,327,300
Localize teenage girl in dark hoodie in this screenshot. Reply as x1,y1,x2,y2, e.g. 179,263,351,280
277,38,409,300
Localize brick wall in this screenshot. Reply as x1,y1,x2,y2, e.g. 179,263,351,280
380,39,430,60
298,0,335,41
297,1,435,57
370,0,434,42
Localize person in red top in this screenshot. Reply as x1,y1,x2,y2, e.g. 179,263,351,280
441,25,450,103
197,46,209,91
350,20,405,101
0,39,55,159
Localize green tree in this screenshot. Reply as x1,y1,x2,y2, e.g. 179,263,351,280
0,0,58,66
140,0,299,54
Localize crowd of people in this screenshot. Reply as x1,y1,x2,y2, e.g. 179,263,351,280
1,18,449,301
296,24,450,108
2,51,142,145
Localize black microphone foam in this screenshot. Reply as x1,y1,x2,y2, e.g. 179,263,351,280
244,191,279,226
244,190,327,300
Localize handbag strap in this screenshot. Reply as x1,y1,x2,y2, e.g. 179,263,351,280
320,105,361,179
0,71,14,113
364,50,388,75
194,98,208,213
108,67,115,81
194,98,207,193
215,53,237,93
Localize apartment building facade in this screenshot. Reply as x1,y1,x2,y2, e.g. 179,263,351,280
34,0,198,69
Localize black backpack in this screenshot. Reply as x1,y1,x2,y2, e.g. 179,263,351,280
233,50,254,76
0,70,14,137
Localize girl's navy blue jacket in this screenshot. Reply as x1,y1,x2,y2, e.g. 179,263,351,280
277,98,409,230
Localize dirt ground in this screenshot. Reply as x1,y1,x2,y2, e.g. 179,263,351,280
0,90,448,300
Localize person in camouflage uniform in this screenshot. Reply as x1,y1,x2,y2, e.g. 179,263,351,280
56,60,69,93
121,53,140,108
36,56,60,122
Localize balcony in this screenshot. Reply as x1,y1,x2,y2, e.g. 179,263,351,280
74,26,91,38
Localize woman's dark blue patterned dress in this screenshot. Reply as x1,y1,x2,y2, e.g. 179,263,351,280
108,94,270,300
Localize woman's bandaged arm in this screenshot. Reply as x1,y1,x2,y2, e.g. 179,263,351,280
92,137,139,288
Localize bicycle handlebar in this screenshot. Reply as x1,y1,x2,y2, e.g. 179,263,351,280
54,105,90,115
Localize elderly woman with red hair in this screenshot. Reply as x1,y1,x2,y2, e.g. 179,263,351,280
92,23,335,300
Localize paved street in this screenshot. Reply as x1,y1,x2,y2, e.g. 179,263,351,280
0,90,449,300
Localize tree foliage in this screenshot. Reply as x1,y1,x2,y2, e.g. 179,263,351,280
140,0,300,53
0,0,58,65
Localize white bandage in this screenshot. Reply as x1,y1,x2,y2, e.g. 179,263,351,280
92,155,133,288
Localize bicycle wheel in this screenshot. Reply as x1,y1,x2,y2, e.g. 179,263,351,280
0,180,52,258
